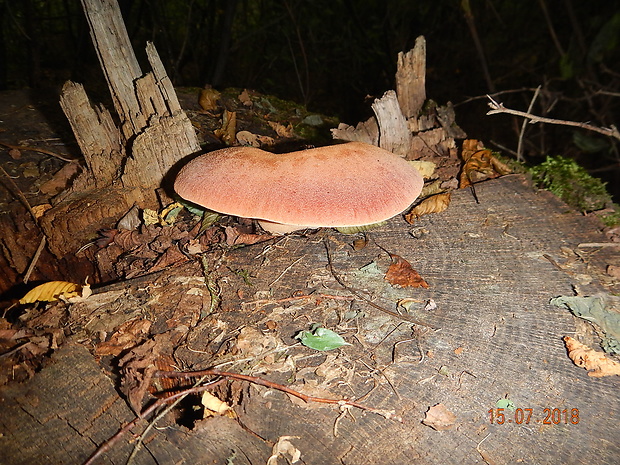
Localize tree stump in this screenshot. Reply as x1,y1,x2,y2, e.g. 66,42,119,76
40,0,200,259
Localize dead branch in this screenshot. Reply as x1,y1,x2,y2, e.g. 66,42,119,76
155,368,402,421
486,95,620,141
82,367,402,465
323,236,436,329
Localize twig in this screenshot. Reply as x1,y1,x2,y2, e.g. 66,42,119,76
577,242,620,248
461,0,495,93
241,293,354,307
200,254,220,316
0,141,78,163
155,368,402,421
82,378,222,465
84,365,402,464
23,236,46,284
269,255,304,287
0,164,38,222
125,375,210,465
486,95,620,140
323,236,436,328
516,85,541,161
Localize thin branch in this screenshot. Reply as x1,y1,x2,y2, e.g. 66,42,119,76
155,368,402,421
24,236,46,284
323,236,436,329
83,368,402,465
82,378,222,465
0,141,78,163
0,164,38,222
126,375,209,465
486,95,620,141
461,0,495,93
516,85,541,161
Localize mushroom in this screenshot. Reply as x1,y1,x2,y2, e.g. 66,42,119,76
174,141,424,234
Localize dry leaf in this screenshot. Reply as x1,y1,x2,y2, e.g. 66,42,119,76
198,86,221,111
19,280,90,304
267,436,301,465
564,336,620,377
385,254,429,288
201,391,236,418
40,163,80,195
423,403,457,431
461,138,484,159
238,89,253,106
405,192,451,224
236,130,274,147
119,337,165,412
95,319,152,356
267,121,295,138
352,236,368,251
408,160,436,179
225,226,272,246
31,204,52,219
459,144,511,188
214,109,237,145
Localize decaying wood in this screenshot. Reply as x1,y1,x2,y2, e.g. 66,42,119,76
2,176,619,464
396,36,426,119
331,35,464,161
41,0,200,258
371,90,412,157
57,82,123,192
330,117,379,145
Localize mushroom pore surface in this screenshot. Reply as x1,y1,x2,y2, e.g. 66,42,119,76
174,142,424,230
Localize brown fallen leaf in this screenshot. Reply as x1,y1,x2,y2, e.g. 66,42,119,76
564,336,620,377
95,318,152,356
199,86,221,111
225,226,272,246
31,203,52,219
405,192,451,224
352,236,368,251
385,254,429,288
459,144,511,188
238,89,253,107
423,403,457,431
39,162,81,195
267,120,295,138
214,109,237,145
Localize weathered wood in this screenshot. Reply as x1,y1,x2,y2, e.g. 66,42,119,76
58,82,124,191
43,0,200,258
3,175,619,464
371,90,412,157
396,36,426,119
332,38,463,161
330,117,379,145
81,0,146,138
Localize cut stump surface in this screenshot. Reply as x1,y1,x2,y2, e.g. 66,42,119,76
1,175,619,465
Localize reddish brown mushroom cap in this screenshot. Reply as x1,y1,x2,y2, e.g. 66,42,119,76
174,142,424,232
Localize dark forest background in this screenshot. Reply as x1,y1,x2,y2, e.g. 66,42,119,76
1,0,619,191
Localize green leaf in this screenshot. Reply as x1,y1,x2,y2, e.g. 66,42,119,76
296,325,351,351
496,398,516,412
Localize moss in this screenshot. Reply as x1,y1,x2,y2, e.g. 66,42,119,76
530,156,612,212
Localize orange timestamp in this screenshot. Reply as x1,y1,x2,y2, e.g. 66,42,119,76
488,408,580,425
